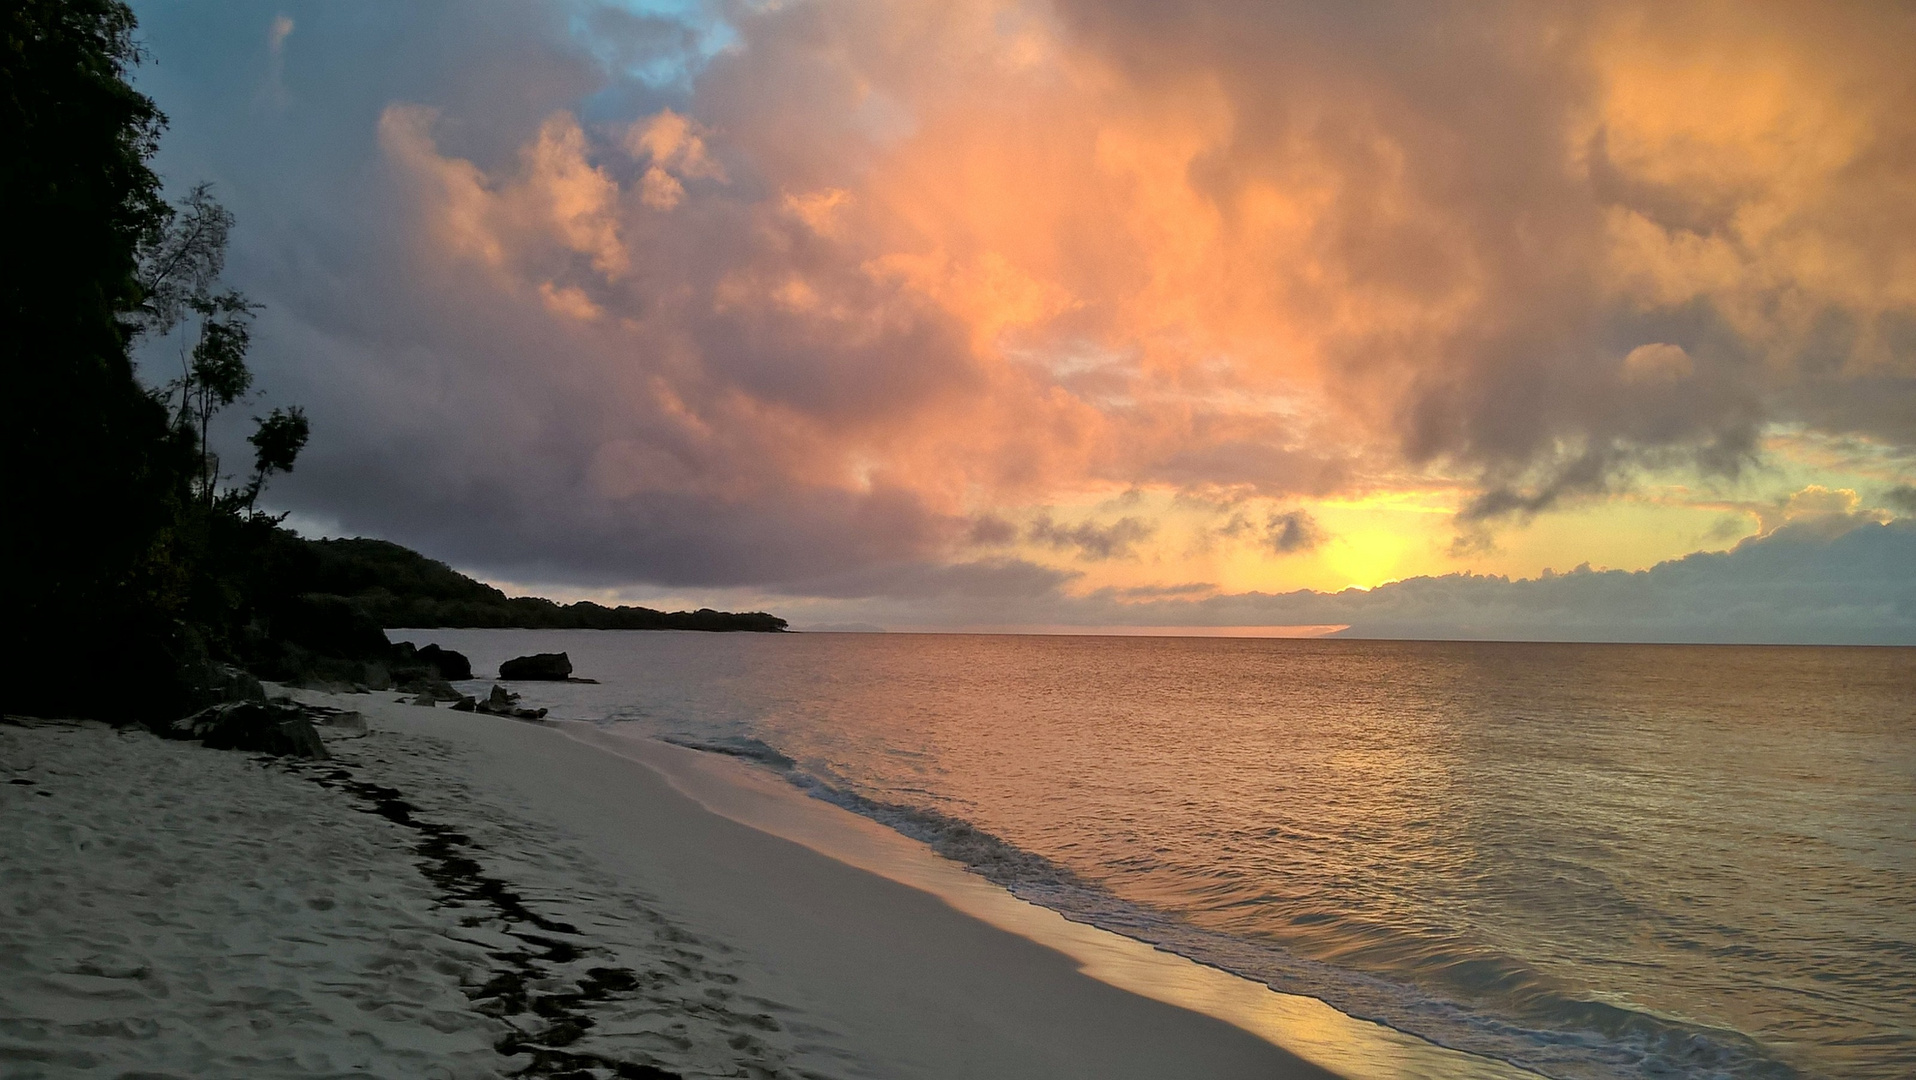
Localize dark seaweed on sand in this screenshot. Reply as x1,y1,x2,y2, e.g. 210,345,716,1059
301,763,685,1079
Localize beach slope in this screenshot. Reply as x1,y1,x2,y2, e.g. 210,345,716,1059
3,696,1335,1079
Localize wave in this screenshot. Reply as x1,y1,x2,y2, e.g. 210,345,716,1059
658,733,797,771
658,728,1803,1080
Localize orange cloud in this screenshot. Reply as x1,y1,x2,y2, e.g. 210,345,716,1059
380,105,627,279
369,0,1914,594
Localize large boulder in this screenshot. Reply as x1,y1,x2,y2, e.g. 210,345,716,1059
415,643,473,681
171,662,269,718
272,594,391,660
172,701,330,759
498,652,572,680
254,595,398,688
306,706,367,736
210,664,266,704
395,674,463,701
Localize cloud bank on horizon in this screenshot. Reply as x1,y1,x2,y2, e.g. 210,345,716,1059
932,518,1914,646
131,0,1915,640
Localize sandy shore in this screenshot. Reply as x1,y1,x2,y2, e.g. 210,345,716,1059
2,692,1347,1079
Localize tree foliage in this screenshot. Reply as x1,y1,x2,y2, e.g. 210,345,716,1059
182,291,257,501
1,0,310,716
246,406,310,511
282,539,789,633
3,0,185,715
138,182,233,336
135,181,291,508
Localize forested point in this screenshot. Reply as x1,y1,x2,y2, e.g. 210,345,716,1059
290,537,788,633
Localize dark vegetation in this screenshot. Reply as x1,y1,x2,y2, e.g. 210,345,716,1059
293,538,789,634
1,1,780,724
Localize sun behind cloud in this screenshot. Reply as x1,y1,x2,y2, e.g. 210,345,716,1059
270,0,1915,605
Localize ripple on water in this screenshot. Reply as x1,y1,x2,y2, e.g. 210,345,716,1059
398,631,1916,1080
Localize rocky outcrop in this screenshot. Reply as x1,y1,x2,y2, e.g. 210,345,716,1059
499,652,573,680
212,665,267,704
414,643,472,681
396,674,462,702
471,684,548,721
387,641,471,697
163,663,271,722
306,707,367,736
271,594,393,663
171,701,330,759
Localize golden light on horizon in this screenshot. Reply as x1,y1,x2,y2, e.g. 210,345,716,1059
360,0,1913,606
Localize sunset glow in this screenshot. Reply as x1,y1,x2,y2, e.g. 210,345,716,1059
13,7,1909,1077
134,0,1915,631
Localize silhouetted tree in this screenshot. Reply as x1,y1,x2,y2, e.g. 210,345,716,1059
135,183,314,513
1,2,317,716
137,182,233,335
245,406,310,512
181,290,258,503
136,183,273,506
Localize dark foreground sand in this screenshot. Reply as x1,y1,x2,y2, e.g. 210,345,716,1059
6,690,1532,1078
2,694,1346,1079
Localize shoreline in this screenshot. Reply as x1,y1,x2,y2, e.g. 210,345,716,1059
355,693,1348,1079
4,692,1372,1078
560,720,1539,1080
395,627,1905,1080
2,685,1545,1078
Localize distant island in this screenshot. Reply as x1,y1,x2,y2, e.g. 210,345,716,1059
286,536,787,633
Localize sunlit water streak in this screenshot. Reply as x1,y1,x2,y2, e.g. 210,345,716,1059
398,631,1916,1080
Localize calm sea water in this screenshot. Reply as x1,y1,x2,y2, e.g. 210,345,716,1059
397,631,1916,1080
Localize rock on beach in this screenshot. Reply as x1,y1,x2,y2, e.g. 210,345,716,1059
499,652,573,681
170,700,330,759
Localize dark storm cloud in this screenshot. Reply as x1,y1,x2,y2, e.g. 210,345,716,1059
127,0,1916,609
1215,507,1327,555
1027,515,1155,560
132,0,982,588
1057,0,1916,514
1263,510,1325,554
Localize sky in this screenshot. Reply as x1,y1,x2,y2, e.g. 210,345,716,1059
128,0,1915,641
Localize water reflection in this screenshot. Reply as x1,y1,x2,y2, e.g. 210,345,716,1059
402,630,1916,1079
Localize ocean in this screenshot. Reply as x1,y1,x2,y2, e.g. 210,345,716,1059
394,630,1916,1080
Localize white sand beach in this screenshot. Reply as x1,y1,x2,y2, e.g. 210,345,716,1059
1,692,1507,1079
